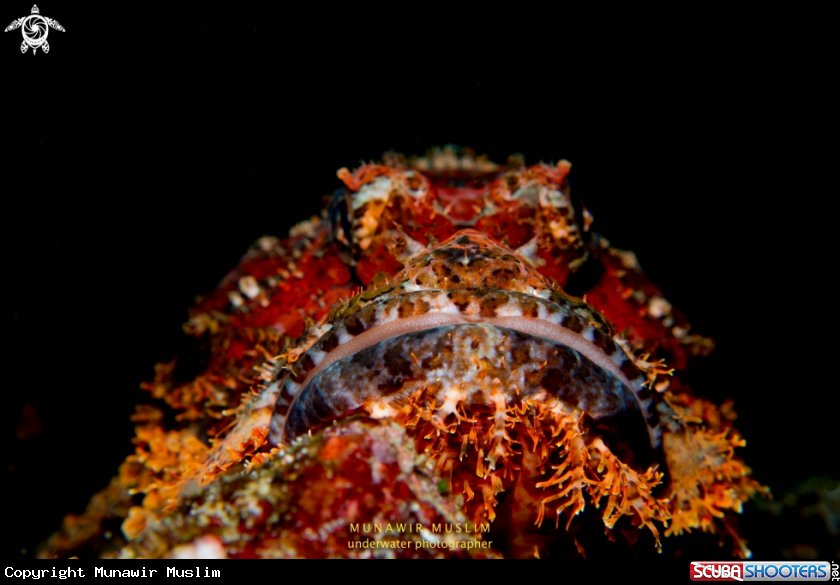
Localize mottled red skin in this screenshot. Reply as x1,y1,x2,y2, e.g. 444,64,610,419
123,419,497,559
586,252,694,374
192,233,354,338
237,421,494,559
340,162,684,366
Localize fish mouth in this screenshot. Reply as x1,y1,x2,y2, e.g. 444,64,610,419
274,287,659,466
296,310,635,394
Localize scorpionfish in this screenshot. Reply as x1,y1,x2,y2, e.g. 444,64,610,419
41,147,767,559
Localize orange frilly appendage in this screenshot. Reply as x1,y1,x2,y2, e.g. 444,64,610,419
120,406,210,539
393,386,672,553
660,393,770,559
389,379,768,557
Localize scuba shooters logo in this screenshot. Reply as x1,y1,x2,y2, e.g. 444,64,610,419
4,5,65,54
690,561,835,581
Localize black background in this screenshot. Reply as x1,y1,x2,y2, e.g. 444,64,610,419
1,4,835,559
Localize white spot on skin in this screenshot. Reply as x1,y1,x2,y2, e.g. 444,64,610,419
647,296,672,319
167,535,228,559
352,177,393,211
256,235,280,252
289,216,322,239
617,250,640,270
228,290,245,308
368,401,399,418
238,275,261,299
539,187,569,209
435,297,467,315
495,303,525,318
308,348,326,367
549,220,570,240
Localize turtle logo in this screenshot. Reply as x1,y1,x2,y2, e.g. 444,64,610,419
4,5,64,54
